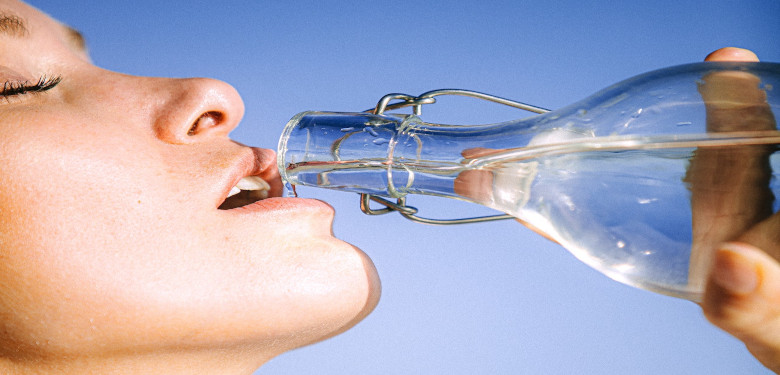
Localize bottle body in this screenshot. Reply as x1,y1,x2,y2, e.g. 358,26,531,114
278,61,780,300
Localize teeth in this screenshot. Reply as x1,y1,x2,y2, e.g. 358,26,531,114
236,176,271,191
227,176,271,198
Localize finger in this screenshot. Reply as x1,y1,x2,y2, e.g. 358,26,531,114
460,147,502,159
702,242,780,372
455,148,560,244
453,169,495,203
738,212,780,260
685,48,776,288
705,47,759,62
698,48,772,130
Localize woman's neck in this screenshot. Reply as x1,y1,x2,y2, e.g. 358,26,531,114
0,345,275,375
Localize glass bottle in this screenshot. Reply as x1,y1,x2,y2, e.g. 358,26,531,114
277,61,780,301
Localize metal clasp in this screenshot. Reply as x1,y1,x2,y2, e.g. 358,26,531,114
359,88,550,225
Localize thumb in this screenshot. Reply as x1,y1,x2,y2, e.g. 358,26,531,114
701,242,780,372
704,47,759,62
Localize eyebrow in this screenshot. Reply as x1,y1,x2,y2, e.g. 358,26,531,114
0,13,29,37
0,11,87,54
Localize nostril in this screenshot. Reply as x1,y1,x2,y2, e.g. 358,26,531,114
153,77,243,144
188,111,225,136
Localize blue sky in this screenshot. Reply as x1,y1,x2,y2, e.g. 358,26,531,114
32,1,779,374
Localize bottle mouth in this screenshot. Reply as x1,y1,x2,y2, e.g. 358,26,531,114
277,111,312,186
276,111,410,196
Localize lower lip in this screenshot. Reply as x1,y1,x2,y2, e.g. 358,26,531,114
227,196,334,215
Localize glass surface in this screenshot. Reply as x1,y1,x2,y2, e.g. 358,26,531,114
278,61,780,300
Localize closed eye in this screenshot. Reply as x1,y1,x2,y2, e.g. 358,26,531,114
1,75,62,98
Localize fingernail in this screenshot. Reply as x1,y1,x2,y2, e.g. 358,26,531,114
711,244,759,295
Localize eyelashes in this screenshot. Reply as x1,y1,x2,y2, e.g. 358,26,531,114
1,75,62,98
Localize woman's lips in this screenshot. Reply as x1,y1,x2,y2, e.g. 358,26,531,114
218,176,271,210
251,147,283,197
215,148,336,224
216,147,284,210
222,196,336,217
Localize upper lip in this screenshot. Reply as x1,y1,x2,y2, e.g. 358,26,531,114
217,146,284,208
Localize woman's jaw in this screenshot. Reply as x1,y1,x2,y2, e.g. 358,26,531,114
0,0,381,372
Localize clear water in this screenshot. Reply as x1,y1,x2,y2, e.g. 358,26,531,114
486,141,778,298
284,136,780,300
279,61,780,300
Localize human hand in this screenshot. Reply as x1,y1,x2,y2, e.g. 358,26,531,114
452,47,780,371
695,47,780,372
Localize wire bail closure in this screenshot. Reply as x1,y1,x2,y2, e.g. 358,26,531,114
357,89,550,225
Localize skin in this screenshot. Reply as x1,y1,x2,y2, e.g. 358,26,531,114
453,47,780,372
0,1,379,374
686,48,777,289
697,47,780,372
0,1,775,373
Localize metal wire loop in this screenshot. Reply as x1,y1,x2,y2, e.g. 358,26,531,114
359,88,550,225
370,94,436,115
360,194,418,216
370,88,550,116
360,194,515,225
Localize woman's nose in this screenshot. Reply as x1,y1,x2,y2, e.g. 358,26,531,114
152,77,245,144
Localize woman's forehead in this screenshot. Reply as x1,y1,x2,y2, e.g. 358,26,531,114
0,0,87,55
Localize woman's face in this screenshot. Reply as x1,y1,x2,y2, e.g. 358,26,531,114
0,0,379,366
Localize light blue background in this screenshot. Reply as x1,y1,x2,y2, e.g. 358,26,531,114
31,1,779,374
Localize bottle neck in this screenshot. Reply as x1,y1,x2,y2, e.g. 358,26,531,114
278,112,471,199
278,111,553,208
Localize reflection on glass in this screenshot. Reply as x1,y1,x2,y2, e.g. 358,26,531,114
278,62,780,301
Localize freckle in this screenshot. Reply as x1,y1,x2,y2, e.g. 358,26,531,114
137,200,142,204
